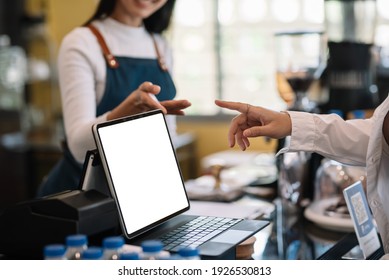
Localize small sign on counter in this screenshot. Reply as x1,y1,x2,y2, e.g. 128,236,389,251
343,181,381,259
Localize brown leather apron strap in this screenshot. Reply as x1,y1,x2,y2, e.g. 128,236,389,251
87,24,119,69
150,34,168,72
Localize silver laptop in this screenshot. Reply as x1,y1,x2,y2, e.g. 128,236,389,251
92,109,269,259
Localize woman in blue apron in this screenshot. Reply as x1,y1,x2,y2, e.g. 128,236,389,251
36,0,190,197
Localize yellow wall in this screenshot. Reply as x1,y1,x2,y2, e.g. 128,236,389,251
26,0,97,47
45,0,97,47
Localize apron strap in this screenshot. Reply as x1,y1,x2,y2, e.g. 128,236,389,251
87,24,119,69
150,34,168,72
87,23,168,72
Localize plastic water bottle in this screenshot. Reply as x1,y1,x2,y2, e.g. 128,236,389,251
102,236,125,260
140,240,169,260
81,246,103,260
43,244,67,260
65,234,88,260
119,251,140,260
178,246,201,260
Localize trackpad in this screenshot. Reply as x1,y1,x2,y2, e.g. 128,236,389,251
211,230,249,244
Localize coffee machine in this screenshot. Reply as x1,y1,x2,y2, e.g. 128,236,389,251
323,0,379,116
276,0,380,208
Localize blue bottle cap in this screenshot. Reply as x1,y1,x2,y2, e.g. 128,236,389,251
81,247,103,260
141,240,163,253
178,246,199,258
119,251,140,260
352,110,365,119
103,236,125,249
44,244,66,258
328,109,343,118
66,234,88,247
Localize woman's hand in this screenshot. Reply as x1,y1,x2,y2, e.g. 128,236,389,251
215,99,292,150
107,82,190,120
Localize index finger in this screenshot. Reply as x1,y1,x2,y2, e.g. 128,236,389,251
215,100,248,114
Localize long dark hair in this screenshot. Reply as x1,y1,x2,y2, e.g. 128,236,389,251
83,0,176,34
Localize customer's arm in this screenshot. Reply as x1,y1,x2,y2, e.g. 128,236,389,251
286,111,371,166
383,111,389,146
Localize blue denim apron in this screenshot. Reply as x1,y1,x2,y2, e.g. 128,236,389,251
36,25,176,197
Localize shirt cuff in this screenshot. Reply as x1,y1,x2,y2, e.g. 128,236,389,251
286,111,316,152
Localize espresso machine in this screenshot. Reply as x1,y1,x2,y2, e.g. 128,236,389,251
323,0,379,116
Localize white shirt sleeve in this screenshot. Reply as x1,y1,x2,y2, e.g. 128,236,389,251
279,111,372,166
58,28,109,163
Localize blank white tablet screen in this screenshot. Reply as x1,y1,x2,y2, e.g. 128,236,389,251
96,112,189,236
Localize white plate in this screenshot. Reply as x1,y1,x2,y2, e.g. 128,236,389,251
304,197,354,232
223,164,277,180
184,175,246,201
185,174,251,194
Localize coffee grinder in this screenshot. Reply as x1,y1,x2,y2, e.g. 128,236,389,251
323,0,379,116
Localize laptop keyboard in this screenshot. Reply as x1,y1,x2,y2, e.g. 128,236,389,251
160,216,241,252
